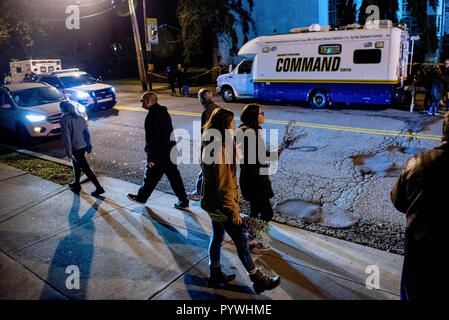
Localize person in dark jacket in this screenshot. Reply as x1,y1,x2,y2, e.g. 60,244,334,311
441,59,449,110
127,92,189,209
60,100,104,196
236,104,282,251
167,66,176,96
429,66,444,116
201,107,280,294
390,111,449,300
189,89,220,201
176,63,184,96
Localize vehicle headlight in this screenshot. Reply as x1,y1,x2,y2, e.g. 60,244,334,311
76,91,90,99
111,87,116,93
26,114,46,122
77,104,86,113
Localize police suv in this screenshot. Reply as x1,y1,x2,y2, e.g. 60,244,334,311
39,69,116,111
217,20,410,108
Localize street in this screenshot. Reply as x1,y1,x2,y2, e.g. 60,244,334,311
4,87,444,253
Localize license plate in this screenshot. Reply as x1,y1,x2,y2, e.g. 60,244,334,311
97,97,113,103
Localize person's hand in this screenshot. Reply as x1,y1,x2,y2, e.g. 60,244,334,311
147,162,155,168
232,216,242,225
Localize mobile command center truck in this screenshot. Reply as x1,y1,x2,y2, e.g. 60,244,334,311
216,20,410,108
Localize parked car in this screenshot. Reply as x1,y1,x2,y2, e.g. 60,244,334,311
0,82,88,145
39,69,116,111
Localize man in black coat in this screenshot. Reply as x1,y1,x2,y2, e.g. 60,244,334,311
128,92,189,209
390,111,449,300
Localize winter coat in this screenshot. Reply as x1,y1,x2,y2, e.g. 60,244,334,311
201,143,240,223
390,141,449,299
237,124,274,202
60,113,90,158
430,70,444,102
144,103,177,164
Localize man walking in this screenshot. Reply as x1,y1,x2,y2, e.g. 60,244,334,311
189,89,220,201
390,111,449,300
128,92,189,209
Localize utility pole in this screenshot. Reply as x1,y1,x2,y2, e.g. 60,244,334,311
128,0,147,91
143,0,152,90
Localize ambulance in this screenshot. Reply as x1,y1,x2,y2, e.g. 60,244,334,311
216,20,410,107
5,59,62,84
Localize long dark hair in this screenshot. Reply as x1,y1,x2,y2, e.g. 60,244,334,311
240,104,260,130
203,107,234,141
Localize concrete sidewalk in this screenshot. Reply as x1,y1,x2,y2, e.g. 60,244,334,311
0,163,403,300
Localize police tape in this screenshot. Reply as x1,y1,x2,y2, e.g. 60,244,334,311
148,69,216,81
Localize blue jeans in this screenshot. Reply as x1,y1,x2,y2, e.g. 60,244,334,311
209,220,256,273
182,85,189,96
193,171,203,195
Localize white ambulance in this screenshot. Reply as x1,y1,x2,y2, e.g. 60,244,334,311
5,59,62,84
217,20,410,107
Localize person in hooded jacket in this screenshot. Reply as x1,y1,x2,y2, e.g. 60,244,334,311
391,111,449,300
236,104,282,252
189,89,220,201
59,100,104,196
127,92,189,209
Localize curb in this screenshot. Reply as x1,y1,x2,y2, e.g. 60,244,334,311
0,143,72,167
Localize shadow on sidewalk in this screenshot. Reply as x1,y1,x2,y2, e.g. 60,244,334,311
40,194,102,299
143,207,254,300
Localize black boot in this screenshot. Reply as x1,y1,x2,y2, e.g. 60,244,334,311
249,269,281,294
68,182,81,193
91,186,105,197
208,267,236,288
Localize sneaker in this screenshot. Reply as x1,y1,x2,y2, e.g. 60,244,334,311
174,199,189,209
188,193,201,201
91,186,105,197
127,194,146,204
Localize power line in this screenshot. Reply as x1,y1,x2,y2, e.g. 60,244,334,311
28,0,119,8
35,6,118,22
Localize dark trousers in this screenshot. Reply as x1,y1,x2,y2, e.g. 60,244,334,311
249,196,273,222
209,220,256,273
137,161,187,202
72,148,101,188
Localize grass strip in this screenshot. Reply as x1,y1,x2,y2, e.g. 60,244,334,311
0,148,73,185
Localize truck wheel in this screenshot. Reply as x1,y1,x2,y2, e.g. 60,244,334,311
16,123,32,146
222,87,235,103
309,91,329,109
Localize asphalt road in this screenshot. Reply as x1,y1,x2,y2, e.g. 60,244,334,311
3,89,445,251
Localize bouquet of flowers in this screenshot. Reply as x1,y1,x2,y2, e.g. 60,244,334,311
279,120,307,151
242,216,271,247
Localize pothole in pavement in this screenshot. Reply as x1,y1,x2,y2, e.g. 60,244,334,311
386,144,426,155
274,198,360,228
350,153,402,178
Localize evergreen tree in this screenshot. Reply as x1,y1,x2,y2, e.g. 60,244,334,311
358,0,399,25
177,0,254,67
337,0,357,26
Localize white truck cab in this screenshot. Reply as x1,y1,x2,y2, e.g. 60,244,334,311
217,59,254,102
